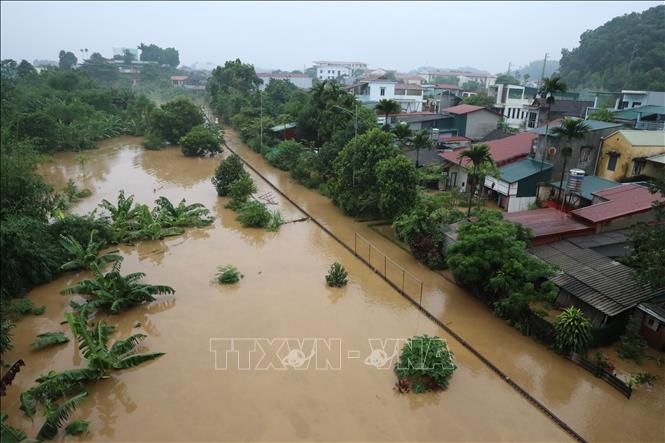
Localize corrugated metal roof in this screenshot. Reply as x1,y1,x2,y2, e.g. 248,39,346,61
609,129,665,147
439,131,537,167
443,104,485,115
532,241,665,317
499,158,552,183
571,183,664,223
270,123,296,131
647,153,665,165
550,175,619,201
529,119,623,136
638,301,665,323
613,105,665,121
504,208,593,238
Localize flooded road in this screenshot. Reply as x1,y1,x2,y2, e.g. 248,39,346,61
223,129,665,443
3,137,575,441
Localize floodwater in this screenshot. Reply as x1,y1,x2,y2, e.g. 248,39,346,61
0,134,654,442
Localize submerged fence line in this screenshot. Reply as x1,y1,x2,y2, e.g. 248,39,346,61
223,141,588,443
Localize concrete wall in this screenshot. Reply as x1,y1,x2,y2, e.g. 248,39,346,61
316,65,351,81
465,110,500,140
597,132,665,181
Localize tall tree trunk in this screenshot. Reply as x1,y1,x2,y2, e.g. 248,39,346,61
467,175,474,217
540,107,551,172
559,156,569,211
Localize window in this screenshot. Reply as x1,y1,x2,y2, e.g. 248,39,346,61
632,159,645,176
621,101,629,109
528,112,538,128
607,153,619,171
632,102,642,108
580,146,592,163
380,87,386,96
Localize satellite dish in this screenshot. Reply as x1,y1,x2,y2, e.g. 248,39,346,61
548,147,557,156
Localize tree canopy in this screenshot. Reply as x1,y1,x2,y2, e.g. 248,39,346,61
138,43,180,67
559,5,665,91
58,50,78,70
149,98,204,144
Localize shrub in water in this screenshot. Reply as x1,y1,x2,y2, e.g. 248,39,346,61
225,174,257,210
325,262,348,287
394,335,456,393
236,201,272,228
266,210,284,232
212,155,247,196
179,125,221,157
142,132,167,150
216,265,241,284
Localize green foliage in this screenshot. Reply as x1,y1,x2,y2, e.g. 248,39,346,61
212,154,248,196
554,307,592,354
495,74,520,85
179,125,221,157
154,196,214,228
1,321,15,354
265,140,305,171
31,332,70,350
37,391,88,440
330,128,400,217
411,129,434,168
60,261,175,314
216,265,241,284
394,335,456,393
627,371,657,388
236,201,272,228
225,174,257,209
149,98,204,144
1,411,28,443
290,150,322,189
58,50,77,70
325,262,348,287
142,132,167,150
207,58,261,98
266,210,284,232
618,315,648,364
375,155,418,219
138,43,180,67
59,230,121,271
0,149,54,221
586,108,615,122
374,99,401,127
65,420,89,436
5,298,46,320
458,144,495,215
559,5,665,91
447,211,554,305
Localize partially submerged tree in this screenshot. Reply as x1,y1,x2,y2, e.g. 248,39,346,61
458,144,494,216
179,125,221,157
554,307,592,355
394,335,456,393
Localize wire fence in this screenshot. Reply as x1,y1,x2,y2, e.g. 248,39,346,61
354,233,424,306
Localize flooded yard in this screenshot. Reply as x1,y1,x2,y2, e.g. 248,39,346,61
3,137,574,441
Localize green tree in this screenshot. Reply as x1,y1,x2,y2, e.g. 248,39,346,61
179,125,221,157
495,74,521,85
207,58,261,97
265,139,305,170
458,144,494,216
461,94,495,107
431,75,459,85
411,130,434,168
394,335,456,393
462,80,481,91
58,50,78,70
376,155,418,219
160,47,180,67
392,122,412,149
122,49,135,64
587,108,615,122
16,60,36,78
150,98,205,144
554,307,592,354
212,154,248,196
375,99,401,129
329,128,399,216
538,74,569,162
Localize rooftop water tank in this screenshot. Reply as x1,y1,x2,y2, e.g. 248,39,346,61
567,169,585,193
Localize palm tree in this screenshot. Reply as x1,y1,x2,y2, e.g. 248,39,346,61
375,99,401,130
411,130,434,168
538,75,568,170
458,144,494,216
60,261,175,314
392,123,412,149
551,118,590,210
154,196,214,227
554,307,592,355
59,230,122,271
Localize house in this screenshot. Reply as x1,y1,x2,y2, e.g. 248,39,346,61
611,105,665,131
393,83,424,112
531,240,665,327
492,84,538,129
170,75,188,87
538,175,619,208
257,72,312,90
617,90,665,109
314,60,367,81
394,112,456,133
526,98,594,129
423,84,463,112
439,131,537,192
438,135,470,149
483,159,553,212
505,208,595,245
395,74,424,85
644,153,665,178
596,130,665,182
270,123,297,140
635,300,665,351
442,104,501,140
418,70,497,89
529,119,624,179
571,183,664,232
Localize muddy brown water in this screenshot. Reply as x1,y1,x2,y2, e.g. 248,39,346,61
0,135,657,442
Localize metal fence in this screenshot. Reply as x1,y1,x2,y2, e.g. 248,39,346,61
568,353,633,399
353,233,424,306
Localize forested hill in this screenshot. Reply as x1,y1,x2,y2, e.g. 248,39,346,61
559,5,665,92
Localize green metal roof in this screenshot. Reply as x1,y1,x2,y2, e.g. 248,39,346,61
550,175,618,201
499,159,552,183
529,119,623,136
613,105,665,121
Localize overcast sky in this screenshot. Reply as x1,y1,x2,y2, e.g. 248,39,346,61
1,1,660,73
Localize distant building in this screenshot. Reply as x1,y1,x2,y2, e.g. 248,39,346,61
617,90,665,109
527,97,594,129
492,84,537,129
257,72,312,90
313,61,367,81
393,83,424,112
346,78,423,114
442,104,501,140
419,70,497,89
395,74,425,85
611,105,665,131
597,130,665,182
270,123,297,140
170,75,188,87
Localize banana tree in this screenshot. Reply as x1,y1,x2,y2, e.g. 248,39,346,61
153,196,214,227
60,261,175,314
60,230,122,271
128,204,184,241
99,191,140,241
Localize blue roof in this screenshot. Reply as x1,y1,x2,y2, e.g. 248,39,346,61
613,105,665,121
529,119,623,136
270,123,296,131
499,158,552,183
550,175,619,201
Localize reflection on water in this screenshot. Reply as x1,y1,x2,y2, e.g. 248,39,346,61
3,135,658,442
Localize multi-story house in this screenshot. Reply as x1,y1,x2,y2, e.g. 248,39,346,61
492,84,536,129
313,61,367,81
257,72,312,91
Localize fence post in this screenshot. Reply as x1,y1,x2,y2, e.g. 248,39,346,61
354,233,357,256
384,256,387,277
402,270,405,295
368,243,372,268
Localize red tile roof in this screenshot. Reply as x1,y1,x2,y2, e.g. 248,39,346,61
505,208,593,239
443,104,485,115
395,83,422,90
170,76,188,81
439,136,470,142
439,131,536,167
571,183,664,223
434,83,461,90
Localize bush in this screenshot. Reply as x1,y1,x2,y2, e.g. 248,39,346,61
48,214,115,247
149,97,205,143
225,174,256,209
394,335,456,393
1,321,15,354
325,262,348,287
266,210,284,232
264,140,305,171
5,298,46,320
554,307,592,354
212,155,248,196
142,132,167,150
618,315,647,363
236,201,272,228
291,150,322,189
179,125,221,157
216,265,242,284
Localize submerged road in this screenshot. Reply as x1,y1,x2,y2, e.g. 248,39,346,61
223,127,665,443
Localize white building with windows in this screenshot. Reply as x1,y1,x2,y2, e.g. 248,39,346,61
314,61,367,81
345,79,423,113
257,72,312,90
493,84,532,129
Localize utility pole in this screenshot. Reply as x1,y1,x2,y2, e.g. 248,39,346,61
507,61,512,75
260,91,263,147
539,53,549,85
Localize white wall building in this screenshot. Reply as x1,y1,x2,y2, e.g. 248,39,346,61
314,61,367,81
493,84,531,129
257,72,312,90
